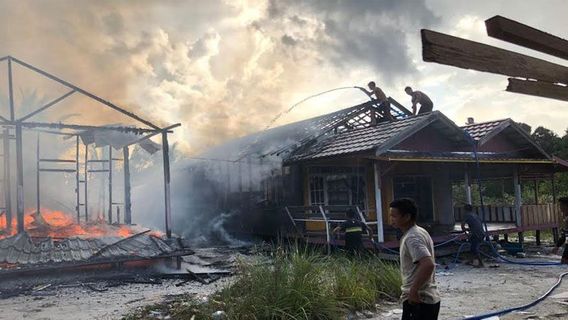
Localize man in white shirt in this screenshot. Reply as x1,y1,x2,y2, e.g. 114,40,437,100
389,198,440,320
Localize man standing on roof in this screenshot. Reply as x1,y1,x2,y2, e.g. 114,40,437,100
405,86,433,115
356,81,395,122
390,198,440,320
552,197,568,264
332,208,373,254
461,204,485,268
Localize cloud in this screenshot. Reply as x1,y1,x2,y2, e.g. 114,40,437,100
0,0,443,155
2,0,566,157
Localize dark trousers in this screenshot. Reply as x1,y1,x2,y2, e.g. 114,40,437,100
470,235,481,255
402,300,440,320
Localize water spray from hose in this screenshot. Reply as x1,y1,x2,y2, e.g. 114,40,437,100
236,86,370,161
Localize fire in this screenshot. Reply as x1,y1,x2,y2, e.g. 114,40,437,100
0,208,140,239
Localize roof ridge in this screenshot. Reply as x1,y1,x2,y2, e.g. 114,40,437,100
461,118,511,128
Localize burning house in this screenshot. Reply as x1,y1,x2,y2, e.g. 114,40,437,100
196,98,568,249
0,56,192,274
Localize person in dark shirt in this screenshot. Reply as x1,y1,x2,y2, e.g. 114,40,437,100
461,204,485,267
332,208,373,254
552,197,568,264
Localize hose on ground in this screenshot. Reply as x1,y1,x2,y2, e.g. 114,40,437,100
462,271,568,320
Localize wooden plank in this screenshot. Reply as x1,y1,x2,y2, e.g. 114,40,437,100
421,29,568,84
485,15,568,61
507,78,568,102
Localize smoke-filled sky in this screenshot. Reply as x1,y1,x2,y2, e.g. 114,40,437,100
1,0,567,155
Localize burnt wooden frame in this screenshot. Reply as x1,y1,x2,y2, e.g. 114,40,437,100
0,56,180,237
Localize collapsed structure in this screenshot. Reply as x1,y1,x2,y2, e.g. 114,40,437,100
0,56,189,273
199,99,567,249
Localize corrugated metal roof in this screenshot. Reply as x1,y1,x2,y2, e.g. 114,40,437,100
461,119,509,141
287,112,431,161
0,232,191,268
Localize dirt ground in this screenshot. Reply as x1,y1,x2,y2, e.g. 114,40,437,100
377,242,568,320
2,245,568,320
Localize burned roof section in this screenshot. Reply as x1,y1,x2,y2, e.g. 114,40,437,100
0,232,193,273
286,111,472,162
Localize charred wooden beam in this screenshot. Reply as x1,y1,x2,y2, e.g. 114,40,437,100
15,125,24,233
10,56,161,130
2,129,11,231
162,132,172,238
75,136,80,223
19,90,76,122
123,146,132,224
506,78,568,102
421,29,568,84
486,15,568,61
108,146,113,224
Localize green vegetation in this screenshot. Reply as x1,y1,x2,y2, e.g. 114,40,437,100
124,247,401,320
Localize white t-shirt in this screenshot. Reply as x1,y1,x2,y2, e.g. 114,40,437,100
399,225,440,304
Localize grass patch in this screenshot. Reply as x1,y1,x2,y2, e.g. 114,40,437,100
124,247,401,320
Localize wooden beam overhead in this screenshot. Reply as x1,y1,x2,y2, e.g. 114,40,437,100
421,29,568,85
506,78,568,102
486,15,568,61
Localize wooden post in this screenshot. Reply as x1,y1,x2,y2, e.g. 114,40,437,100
534,179,541,245
373,161,384,243
108,146,113,224
36,133,40,216
465,166,472,205
75,136,80,223
123,147,132,224
3,129,12,231
552,173,559,244
513,166,522,227
8,58,15,121
15,124,24,234
162,131,172,238
84,144,89,222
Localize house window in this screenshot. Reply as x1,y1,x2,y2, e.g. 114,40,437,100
309,176,325,205
393,176,434,222
308,167,366,207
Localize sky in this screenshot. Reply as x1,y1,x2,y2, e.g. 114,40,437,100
0,0,567,155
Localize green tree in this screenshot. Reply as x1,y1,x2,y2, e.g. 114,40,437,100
531,126,561,155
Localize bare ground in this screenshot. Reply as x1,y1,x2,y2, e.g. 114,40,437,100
2,245,568,320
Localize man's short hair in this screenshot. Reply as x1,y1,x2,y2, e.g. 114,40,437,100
463,204,473,212
559,197,568,206
346,208,357,218
368,81,375,87
404,86,412,92
389,198,418,220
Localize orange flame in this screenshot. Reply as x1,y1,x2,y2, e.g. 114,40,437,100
0,208,139,239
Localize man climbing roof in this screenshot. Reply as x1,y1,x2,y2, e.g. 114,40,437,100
405,86,434,115
356,81,395,122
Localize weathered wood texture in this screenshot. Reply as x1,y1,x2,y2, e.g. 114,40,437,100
507,78,568,102
421,29,568,84
486,15,568,61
